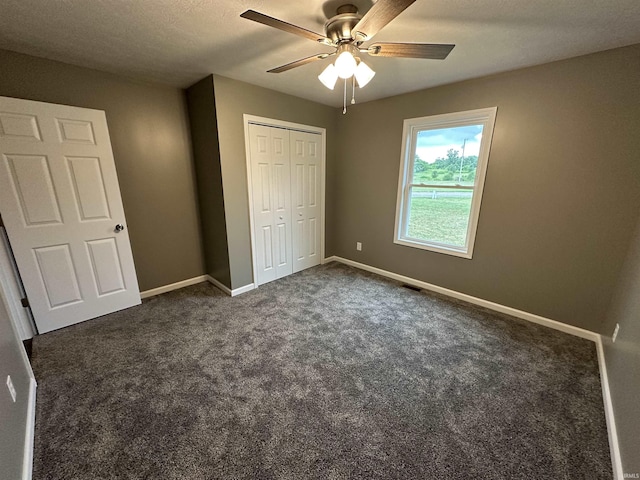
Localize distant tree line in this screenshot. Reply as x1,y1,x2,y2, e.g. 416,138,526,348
414,149,478,182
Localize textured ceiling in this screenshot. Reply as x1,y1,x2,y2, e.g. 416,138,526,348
1,0,639,107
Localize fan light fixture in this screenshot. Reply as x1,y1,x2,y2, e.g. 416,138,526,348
318,43,375,90
318,64,339,90
354,60,375,88
334,44,358,78
240,1,456,114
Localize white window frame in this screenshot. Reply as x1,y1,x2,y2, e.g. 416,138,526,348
394,107,497,259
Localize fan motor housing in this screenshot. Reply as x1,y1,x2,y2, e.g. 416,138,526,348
325,5,362,44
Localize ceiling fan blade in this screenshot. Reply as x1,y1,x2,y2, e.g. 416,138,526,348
268,53,335,73
240,10,330,44
366,42,455,59
352,0,417,41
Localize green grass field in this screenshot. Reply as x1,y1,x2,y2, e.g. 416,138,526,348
412,171,475,187
407,194,472,247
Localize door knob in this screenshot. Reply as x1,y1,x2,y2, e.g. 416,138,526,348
298,213,303,217
114,224,125,232
279,216,283,220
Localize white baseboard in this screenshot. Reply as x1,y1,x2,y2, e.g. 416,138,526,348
206,275,231,295
325,256,599,342
206,275,255,297
596,338,624,480
231,283,255,296
141,275,255,300
22,377,36,480
140,275,208,299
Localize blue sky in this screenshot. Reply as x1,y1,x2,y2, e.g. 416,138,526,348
416,125,484,163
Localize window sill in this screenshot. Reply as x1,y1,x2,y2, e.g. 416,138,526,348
394,238,473,259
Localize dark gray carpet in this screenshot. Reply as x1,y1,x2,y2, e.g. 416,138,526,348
31,262,612,479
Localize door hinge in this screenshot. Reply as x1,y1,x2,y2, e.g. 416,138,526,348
21,297,29,308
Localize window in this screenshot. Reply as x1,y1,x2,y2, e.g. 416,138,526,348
394,107,497,258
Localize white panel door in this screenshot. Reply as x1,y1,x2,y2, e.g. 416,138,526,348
290,130,322,273
0,96,140,333
249,124,292,285
271,128,293,280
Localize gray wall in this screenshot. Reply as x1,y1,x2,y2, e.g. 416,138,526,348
602,213,640,475
212,75,338,289
0,49,204,291
0,294,34,479
329,44,640,333
186,76,231,288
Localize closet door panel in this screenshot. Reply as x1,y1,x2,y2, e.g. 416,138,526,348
271,128,292,278
249,125,292,285
249,124,277,285
291,130,322,273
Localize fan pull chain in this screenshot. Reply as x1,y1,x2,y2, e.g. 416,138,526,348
351,76,356,104
343,78,347,114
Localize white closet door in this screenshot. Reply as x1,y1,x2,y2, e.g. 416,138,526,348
0,96,140,333
248,124,292,285
290,130,322,273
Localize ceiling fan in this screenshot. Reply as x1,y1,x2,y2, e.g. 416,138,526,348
240,0,455,98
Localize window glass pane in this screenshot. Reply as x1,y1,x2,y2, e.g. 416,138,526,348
413,125,484,187
406,186,473,247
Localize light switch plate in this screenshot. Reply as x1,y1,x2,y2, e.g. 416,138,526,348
6,375,16,402
612,323,620,343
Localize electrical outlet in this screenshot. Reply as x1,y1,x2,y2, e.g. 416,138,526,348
6,375,16,403
612,323,620,342
356,242,362,251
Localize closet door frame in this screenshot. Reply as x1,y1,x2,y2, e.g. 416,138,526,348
243,115,326,288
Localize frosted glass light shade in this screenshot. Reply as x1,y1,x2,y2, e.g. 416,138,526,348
354,61,375,88
335,51,357,79
318,64,339,90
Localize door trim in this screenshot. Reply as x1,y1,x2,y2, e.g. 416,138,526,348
243,115,326,289
22,377,37,480
0,226,36,339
